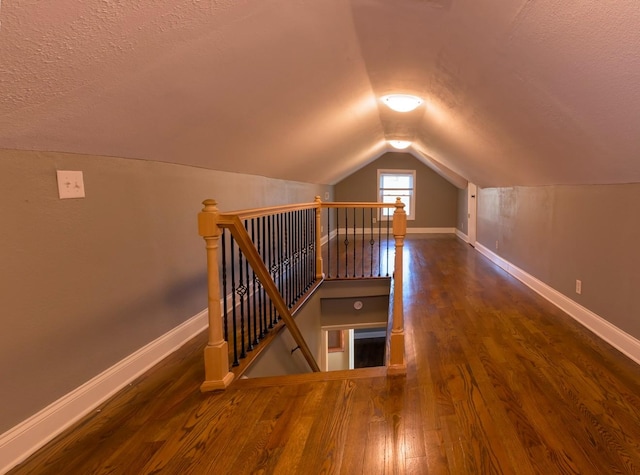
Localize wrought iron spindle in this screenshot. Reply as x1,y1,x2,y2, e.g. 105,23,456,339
268,214,276,328
277,213,283,306
308,210,313,282
326,207,331,278
230,236,239,366
296,211,300,297
306,209,312,289
386,213,390,277
299,210,304,297
361,207,365,277
258,216,266,338
352,207,357,278
336,207,341,278
370,208,375,277
237,242,247,358
344,207,349,277
378,208,382,277
287,211,293,307
250,218,259,346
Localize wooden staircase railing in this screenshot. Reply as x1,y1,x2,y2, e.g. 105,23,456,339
197,197,406,391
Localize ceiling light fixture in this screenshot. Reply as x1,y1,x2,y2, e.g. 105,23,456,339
381,94,423,112
388,140,412,150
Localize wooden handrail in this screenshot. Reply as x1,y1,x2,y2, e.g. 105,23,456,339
216,200,395,221
320,201,394,209
218,201,319,221
219,215,321,373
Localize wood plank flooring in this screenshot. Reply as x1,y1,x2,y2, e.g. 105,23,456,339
9,234,640,474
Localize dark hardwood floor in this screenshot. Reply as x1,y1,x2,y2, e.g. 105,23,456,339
9,235,640,474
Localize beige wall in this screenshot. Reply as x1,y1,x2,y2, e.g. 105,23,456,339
334,152,458,228
0,149,331,433
478,184,640,340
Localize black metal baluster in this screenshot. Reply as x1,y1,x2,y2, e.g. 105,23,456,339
308,209,314,287
269,214,276,328
299,209,304,297
378,208,382,277
304,209,315,292
288,211,294,307
326,208,331,278
250,218,258,346
267,216,275,331
296,210,306,301
344,207,349,277
284,212,289,307
260,216,266,337
278,213,284,319
238,243,247,358
254,216,266,341
386,212,390,277
352,207,356,278
230,237,239,366
369,208,375,278
336,207,340,278
294,210,300,301
294,210,299,303
361,207,365,277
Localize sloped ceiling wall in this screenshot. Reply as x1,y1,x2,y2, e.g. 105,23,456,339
1,0,639,188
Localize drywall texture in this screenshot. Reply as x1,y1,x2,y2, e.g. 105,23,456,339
334,152,458,228
457,186,468,234
477,184,640,340
0,150,330,433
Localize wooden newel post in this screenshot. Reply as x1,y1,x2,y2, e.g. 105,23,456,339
389,197,407,375
314,195,324,279
198,199,234,391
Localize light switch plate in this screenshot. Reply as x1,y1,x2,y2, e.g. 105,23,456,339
57,170,85,199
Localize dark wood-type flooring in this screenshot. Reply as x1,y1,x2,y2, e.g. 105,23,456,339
9,235,640,474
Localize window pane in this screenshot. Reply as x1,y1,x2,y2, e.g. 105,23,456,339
380,192,411,216
381,174,412,189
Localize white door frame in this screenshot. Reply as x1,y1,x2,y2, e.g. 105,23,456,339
467,183,477,247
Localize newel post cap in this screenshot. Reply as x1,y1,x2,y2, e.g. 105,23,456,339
198,199,220,237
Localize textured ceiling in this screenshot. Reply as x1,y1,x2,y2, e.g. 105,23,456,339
1,0,640,188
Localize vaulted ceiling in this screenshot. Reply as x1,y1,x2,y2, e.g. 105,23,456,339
1,1,639,188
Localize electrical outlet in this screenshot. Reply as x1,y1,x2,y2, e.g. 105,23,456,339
324,191,330,200
321,225,324,233
575,279,582,295
495,240,499,250
372,217,377,224
57,170,85,199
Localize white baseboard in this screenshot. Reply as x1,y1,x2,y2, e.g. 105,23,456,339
334,227,456,236
407,227,456,234
0,309,209,474
455,229,469,242
475,243,640,366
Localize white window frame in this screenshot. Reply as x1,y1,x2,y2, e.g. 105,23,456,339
377,169,416,221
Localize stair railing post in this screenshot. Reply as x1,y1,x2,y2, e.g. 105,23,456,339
389,197,407,375
314,195,324,279
198,200,234,391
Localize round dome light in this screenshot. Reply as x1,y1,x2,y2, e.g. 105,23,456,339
388,140,412,150
381,94,424,112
